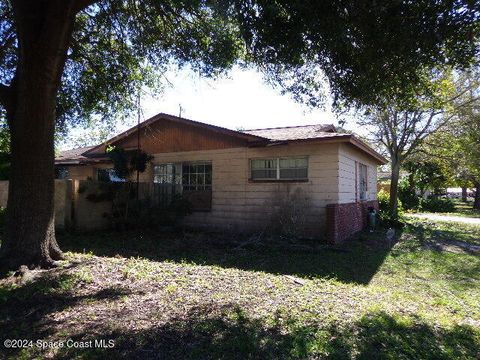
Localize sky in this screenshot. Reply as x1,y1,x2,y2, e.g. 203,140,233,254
61,66,339,150
141,66,337,130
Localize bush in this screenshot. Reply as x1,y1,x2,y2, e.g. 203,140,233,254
419,197,455,213
377,189,404,228
378,189,403,213
398,179,420,210
111,193,193,230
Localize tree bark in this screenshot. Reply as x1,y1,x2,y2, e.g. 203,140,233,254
474,184,480,210
461,187,467,202
0,1,76,271
389,157,401,216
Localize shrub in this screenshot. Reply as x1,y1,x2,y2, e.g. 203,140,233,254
270,188,310,240
111,193,193,230
377,189,404,228
419,197,455,213
398,179,420,210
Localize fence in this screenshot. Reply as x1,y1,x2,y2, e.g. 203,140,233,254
0,180,73,229
0,180,182,231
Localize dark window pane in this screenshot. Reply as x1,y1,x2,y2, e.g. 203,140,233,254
55,167,69,179
252,169,276,179
280,168,308,179
205,172,212,185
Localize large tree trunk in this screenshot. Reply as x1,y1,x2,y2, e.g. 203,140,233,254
474,183,480,210
389,157,401,216
0,1,76,271
461,187,467,202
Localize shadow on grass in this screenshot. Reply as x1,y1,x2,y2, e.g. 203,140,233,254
50,306,479,360
58,228,398,285
1,280,478,359
0,271,133,357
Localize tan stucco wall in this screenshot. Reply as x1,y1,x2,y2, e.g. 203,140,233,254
147,142,341,236
59,141,381,236
65,165,95,180
338,143,378,204
74,181,112,231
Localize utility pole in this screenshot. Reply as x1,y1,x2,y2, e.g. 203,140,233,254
136,90,141,199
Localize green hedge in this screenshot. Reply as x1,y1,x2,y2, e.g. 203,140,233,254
419,198,455,213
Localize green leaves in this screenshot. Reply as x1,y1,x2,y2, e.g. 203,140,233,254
1,0,478,129
107,146,154,179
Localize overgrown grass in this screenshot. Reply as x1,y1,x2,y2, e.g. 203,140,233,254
0,218,479,359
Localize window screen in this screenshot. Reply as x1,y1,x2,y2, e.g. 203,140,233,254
279,157,308,180
359,163,368,200
250,157,308,180
251,159,277,180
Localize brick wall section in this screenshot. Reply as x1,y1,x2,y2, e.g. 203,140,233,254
326,200,378,244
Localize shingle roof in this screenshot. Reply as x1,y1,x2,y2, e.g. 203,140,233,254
242,124,340,141
55,145,96,164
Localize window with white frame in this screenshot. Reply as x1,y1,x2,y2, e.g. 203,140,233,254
182,162,212,191
359,163,368,200
250,157,308,180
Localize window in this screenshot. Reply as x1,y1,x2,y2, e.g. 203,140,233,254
359,163,368,200
250,157,308,181
279,158,308,180
153,164,181,185
55,166,69,179
251,159,277,180
97,168,125,182
153,161,212,211
182,162,212,190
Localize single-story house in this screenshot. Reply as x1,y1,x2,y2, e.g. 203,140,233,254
55,113,387,243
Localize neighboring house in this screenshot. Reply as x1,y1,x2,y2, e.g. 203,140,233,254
55,113,387,243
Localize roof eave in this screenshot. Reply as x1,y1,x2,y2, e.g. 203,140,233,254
248,135,387,165
348,136,388,165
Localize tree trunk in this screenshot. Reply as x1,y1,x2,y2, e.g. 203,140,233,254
0,1,76,271
461,187,467,202
474,184,480,210
389,157,401,216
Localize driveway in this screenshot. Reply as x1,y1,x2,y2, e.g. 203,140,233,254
407,213,480,225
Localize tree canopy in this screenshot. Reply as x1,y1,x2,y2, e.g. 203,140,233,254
421,70,480,208
1,0,479,130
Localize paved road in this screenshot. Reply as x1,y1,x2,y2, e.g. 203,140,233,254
407,213,480,225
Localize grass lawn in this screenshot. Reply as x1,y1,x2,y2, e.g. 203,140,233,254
432,200,480,219
0,219,479,359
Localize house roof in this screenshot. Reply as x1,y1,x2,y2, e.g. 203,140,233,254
55,145,97,165
56,112,387,165
242,124,338,141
